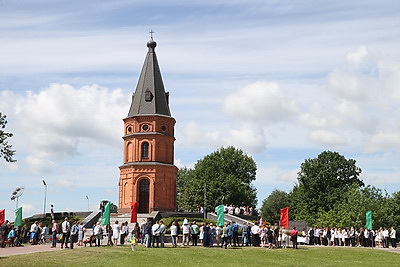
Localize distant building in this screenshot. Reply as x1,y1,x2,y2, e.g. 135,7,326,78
118,37,177,213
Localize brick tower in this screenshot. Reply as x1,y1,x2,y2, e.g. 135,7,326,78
118,37,177,213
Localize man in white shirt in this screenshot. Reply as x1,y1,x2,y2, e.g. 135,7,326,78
152,221,161,248
251,223,260,246
382,227,389,248
390,226,397,248
61,217,70,249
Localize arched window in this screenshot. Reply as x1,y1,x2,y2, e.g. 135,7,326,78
141,142,149,159
138,179,150,213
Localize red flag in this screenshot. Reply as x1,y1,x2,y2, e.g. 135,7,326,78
280,207,289,228
0,209,5,225
130,202,137,223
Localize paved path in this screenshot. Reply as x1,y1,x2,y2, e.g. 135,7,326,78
0,244,84,257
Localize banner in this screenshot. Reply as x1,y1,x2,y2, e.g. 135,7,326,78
101,201,111,225
366,210,373,230
130,202,138,223
280,207,289,228
216,205,224,227
15,207,22,227
0,209,4,225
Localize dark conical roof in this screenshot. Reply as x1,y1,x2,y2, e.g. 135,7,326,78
127,38,171,117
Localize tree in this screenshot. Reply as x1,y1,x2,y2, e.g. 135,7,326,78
260,189,289,224
0,113,16,162
289,151,363,224
110,202,118,213
177,146,257,212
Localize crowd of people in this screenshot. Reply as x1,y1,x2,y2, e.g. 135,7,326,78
1,217,398,251
304,226,397,248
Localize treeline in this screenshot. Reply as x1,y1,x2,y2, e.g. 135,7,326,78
261,151,400,231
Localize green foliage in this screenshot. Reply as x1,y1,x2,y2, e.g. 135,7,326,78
110,202,118,213
0,112,16,162
289,151,363,225
260,189,289,223
177,146,257,212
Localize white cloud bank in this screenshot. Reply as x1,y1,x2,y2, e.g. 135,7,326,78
2,84,128,173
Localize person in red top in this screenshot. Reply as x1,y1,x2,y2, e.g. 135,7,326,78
290,227,298,249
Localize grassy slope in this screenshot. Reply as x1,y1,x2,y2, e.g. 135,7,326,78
0,246,399,267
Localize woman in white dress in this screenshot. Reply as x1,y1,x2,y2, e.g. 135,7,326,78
77,222,85,246
112,220,120,246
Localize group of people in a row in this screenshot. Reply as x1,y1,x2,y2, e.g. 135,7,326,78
305,226,397,248
199,205,254,216
136,219,298,249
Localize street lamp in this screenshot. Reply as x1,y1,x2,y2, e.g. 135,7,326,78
10,186,24,209
86,195,89,212
43,180,47,217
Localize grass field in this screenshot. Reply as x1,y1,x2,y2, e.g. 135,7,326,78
0,245,399,267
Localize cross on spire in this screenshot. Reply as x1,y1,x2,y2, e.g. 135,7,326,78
149,29,155,40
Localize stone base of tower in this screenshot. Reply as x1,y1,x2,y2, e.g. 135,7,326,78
119,163,177,213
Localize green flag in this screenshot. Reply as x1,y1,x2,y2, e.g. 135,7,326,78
366,210,373,230
101,201,111,225
15,207,22,227
216,205,224,227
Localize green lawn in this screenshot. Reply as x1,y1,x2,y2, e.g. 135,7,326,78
0,246,399,267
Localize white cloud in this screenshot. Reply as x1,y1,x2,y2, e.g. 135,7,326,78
223,82,298,124
56,179,77,189
2,83,128,174
255,166,299,185
309,130,346,146
346,45,369,66
20,204,36,215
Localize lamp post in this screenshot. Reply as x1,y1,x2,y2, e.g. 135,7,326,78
43,180,47,217
10,186,24,209
86,195,89,212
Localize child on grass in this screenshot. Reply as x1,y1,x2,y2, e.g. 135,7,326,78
131,234,137,251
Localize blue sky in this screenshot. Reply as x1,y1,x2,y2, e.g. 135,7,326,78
1,0,400,221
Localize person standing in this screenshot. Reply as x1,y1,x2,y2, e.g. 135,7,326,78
290,227,298,249
140,219,147,245
77,222,85,246
242,222,249,246
182,219,190,247
390,226,397,248
159,221,166,248
51,220,58,248
209,223,215,246
382,227,389,248
61,217,70,249
112,221,120,246
202,223,211,247
0,220,9,248
215,224,222,247
144,221,152,248
29,221,39,245
251,223,261,247
120,222,127,245
221,222,229,249
232,221,240,247
152,221,161,248
93,222,103,247
41,224,49,244
106,224,113,246
190,221,199,246
69,221,78,249
170,221,178,248
50,204,55,221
